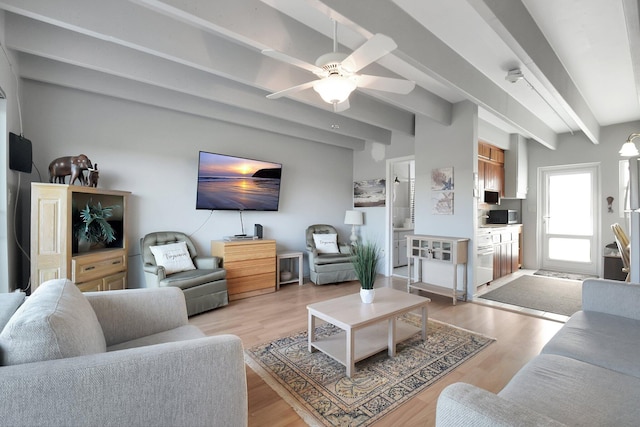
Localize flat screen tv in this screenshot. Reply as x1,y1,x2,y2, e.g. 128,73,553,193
196,151,282,211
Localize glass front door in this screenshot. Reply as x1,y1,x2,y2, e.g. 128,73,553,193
540,164,600,275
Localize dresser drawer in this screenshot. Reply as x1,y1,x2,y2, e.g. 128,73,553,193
72,251,126,283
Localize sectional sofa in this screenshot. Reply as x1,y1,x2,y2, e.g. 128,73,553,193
436,278,640,426
0,279,247,427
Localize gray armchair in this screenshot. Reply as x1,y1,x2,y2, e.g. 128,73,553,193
141,231,228,316
305,224,357,285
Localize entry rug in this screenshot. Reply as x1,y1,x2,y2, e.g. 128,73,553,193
244,315,494,426
481,275,582,317
534,269,597,281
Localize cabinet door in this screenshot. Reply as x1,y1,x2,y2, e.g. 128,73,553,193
103,271,126,290
398,239,408,266
77,279,102,292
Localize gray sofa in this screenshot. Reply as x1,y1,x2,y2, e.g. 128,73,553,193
0,279,247,427
436,278,640,426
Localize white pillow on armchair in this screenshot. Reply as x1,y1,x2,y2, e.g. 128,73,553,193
313,233,340,254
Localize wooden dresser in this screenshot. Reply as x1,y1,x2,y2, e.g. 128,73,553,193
211,239,276,300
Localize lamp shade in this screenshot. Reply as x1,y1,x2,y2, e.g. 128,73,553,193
344,210,363,226
313,75,357,104
620,133,640,157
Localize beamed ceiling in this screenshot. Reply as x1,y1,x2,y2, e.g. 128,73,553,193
1,0,639,151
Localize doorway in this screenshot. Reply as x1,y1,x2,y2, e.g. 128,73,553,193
539,163,600,276
387,157,415,278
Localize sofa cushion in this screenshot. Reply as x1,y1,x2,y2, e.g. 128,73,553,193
499,354,640,426
0,292,26,332
0,279,106,366
107,324,205,352
541,310,640,378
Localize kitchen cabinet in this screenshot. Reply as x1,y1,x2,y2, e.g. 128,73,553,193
491,225,522,280
504,134,528,199
393,229,412,267
478,142,505,201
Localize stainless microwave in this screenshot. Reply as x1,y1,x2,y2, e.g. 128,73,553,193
487,209,518,224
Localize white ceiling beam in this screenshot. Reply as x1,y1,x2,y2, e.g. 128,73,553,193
5,14,390,145
134,0,451,126
17,53,366,151
0,0,416,136
468,0,601,144
320,0,558,149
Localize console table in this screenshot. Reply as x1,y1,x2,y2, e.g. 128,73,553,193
406,234,469,305
211,239,276,300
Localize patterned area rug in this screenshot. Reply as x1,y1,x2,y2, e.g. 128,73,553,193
244,315,494,426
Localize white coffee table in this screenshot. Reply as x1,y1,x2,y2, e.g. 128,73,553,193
307,287,430,377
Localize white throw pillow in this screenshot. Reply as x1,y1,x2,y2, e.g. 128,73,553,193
313,233,340,254
0,279,106,366
150,241,196,275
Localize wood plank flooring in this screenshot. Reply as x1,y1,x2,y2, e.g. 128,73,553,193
188,276,563,427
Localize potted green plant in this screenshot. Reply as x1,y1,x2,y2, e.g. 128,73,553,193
74,201,118,252
350,241,381,303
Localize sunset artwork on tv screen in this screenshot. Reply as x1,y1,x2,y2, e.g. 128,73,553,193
196,151,282,211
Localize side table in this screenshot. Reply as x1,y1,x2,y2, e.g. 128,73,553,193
277,251,304,289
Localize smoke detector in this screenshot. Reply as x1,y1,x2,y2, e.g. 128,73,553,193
505,68,524,83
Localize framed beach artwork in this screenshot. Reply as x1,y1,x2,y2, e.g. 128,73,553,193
431,167,454,214
354,179,386,207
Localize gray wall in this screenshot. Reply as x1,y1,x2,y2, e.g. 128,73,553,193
524,121,640,272
0,10,24,292
20,81,357,288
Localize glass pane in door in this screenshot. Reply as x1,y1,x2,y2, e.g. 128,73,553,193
548,173,592,235
548,237,591,263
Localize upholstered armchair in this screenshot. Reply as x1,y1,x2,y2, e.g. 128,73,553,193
305,224,357,285
140,231,228,316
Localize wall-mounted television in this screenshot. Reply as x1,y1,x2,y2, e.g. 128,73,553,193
196,151,282,211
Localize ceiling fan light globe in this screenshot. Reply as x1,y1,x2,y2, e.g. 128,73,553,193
313,75,357,104
620,141,640,157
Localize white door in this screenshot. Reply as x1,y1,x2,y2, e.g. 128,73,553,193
540,164,600,275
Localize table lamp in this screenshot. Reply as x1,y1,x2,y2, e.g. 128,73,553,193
344,210,364,246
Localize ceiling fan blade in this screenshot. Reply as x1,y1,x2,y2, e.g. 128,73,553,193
340,34,397,73
261,49,326,76
266,80,316,100
356,74,415,94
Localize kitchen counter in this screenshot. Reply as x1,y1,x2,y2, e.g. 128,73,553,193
479,224,522,228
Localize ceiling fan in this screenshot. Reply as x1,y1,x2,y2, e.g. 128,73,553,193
262,21,415,112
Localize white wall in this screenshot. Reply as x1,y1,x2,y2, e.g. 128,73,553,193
0,11,25,292
20,81,356,288
353,132,414,271
414,101,478,291
523,121,640,271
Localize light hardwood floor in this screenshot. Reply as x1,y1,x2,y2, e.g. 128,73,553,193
188,277,564,427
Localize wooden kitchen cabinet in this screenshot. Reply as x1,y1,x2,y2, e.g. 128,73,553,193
478,142,505,201
492,225,522,280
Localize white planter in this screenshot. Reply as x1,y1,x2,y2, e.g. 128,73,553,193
360,288,375,304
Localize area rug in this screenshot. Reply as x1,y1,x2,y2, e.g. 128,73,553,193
244,315,494,426
480,275,582,316
534,269,597,281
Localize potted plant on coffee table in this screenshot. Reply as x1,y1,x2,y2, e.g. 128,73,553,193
74,201,118,252
350,241,381,304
